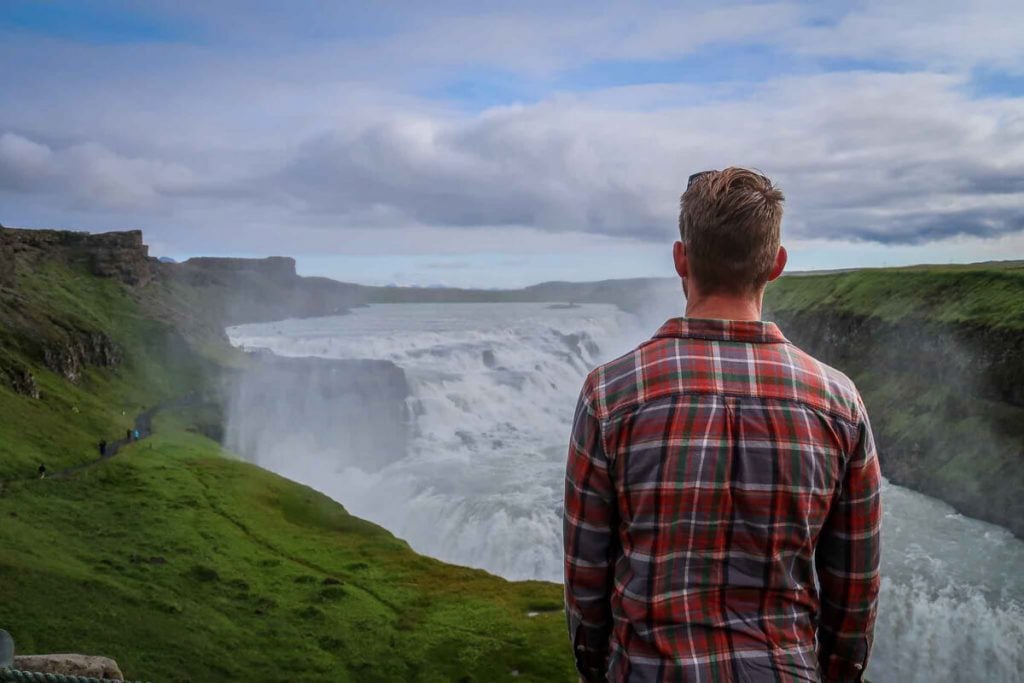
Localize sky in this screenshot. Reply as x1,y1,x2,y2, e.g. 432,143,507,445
1,1,1023,287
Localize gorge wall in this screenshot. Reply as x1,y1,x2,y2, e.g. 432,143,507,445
764,266,1024,538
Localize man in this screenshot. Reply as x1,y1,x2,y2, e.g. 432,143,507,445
563,168,881,682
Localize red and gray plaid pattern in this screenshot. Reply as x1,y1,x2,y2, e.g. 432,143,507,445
564,318,881,682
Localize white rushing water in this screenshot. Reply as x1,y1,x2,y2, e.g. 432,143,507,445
227,303,1024,682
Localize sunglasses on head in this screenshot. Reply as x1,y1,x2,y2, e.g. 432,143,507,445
687,170,716,189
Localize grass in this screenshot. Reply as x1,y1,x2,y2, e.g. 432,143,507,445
0,257,574,681
764,261,1024,535
0,264,212,478
0,423,573,682
766,262,1024,330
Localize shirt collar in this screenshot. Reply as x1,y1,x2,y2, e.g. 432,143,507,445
652,317,789,345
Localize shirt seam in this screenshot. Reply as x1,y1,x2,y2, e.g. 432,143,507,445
651,319,791,346
596,389,862,429
651,333,790,345
582,391,616,470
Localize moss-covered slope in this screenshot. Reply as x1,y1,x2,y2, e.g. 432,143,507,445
768,261,1024,330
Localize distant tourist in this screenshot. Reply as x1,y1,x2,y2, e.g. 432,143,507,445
37,463,46,479
563,168,881,682
126,429,133,441
133,429,140,440
99,440,107,457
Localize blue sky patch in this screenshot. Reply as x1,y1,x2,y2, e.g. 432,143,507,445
968,68,1024,98
0,1,196,44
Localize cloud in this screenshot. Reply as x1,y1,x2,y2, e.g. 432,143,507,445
424,260,472,270
3,69,1023,247
140,2,1024,77
0,133,54,190
350,3,802,76
252,71,1024,245
273,108,668,239
0,132,194,210
1,1,1023,262
788,0,1024,71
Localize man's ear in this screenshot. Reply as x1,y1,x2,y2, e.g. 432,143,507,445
767,245,788,282
673,240,688,279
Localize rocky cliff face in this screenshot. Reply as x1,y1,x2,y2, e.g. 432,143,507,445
767,307,1024,537
182,256,298,281
0,317,122,394
0,362,40,398
0,226,154,286
40,329,122,383
156,256,364,329
0,226,132,395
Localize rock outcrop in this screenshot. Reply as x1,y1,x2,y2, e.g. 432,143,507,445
0,226,154,286
41,329,122,382
0,362,40,398
155,255,364,330
13,654,124,680
182,255,298,281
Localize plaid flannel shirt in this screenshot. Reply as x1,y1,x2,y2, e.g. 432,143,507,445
564,318,881,682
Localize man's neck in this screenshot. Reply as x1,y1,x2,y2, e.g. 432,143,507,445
684,292,763,322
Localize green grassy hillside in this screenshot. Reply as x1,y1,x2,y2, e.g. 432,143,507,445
0,263,212,479
0,423,571,682
0,258,574,682
768,261,1024,330
764,261,1024,537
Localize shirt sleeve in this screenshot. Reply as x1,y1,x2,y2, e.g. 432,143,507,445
563,381,618,682
815,401,882,682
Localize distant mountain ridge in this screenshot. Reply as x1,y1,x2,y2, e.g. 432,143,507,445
2,226,680,329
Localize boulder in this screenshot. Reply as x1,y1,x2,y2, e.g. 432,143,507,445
13,654,124,680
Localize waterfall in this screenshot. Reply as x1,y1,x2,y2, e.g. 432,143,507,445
226,302,1024,683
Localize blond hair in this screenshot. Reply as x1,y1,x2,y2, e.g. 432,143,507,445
679,167,784,295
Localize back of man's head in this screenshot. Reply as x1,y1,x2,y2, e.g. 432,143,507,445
679,167,785,296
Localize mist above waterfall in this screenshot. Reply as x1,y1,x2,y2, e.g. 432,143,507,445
227,303,644,578
226,300,1024,682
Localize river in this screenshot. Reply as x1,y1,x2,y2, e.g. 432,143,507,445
226,302,1024,682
